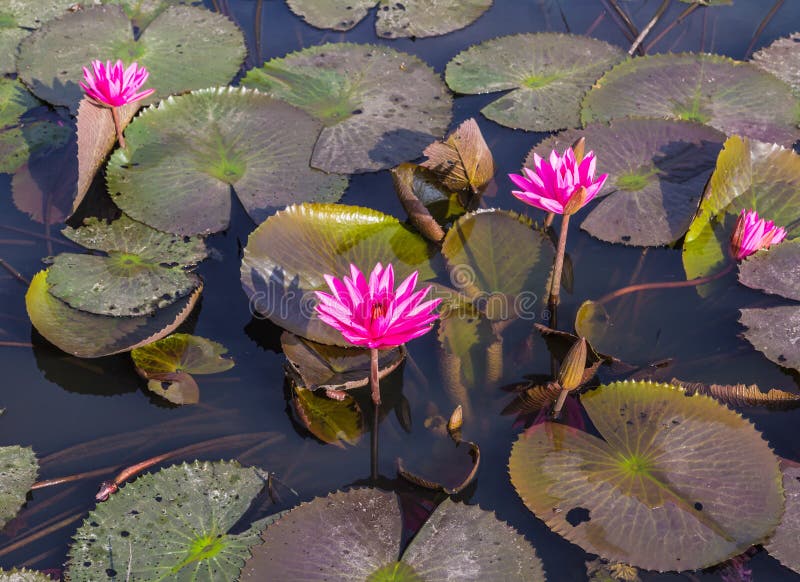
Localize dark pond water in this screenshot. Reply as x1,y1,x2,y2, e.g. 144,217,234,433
2,0,800,579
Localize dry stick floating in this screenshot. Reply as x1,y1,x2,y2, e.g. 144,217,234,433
585,9,607,36
744,0,786,58
628,0,671,55
0,341,34,348
600,0,640,45
0,224,80,248
644,3,700,53
31,465,118,491
0,258,29,286
254,0,264,67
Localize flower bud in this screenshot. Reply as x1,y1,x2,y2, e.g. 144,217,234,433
563,186,589,216
557,337,587,391
571,136,586,165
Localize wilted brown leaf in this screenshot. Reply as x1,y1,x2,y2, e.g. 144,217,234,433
671,378,800,409
421,117,495,195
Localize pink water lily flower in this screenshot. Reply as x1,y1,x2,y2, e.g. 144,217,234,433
509,147,608,215
79,60,155,107
315,263,441,350
730,209,787,261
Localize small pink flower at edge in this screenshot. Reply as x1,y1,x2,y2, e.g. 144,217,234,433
730,209,787,261
315,263,441,350
79,59,155,108
508,146,608,215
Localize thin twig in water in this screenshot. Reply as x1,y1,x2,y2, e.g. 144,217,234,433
0,341,34,348
600,0,639,45
644,3,699,53
585,9,606,36
254,0,263,66
628,0,671,55
0,224,79,248
0,510,84,558
0,258,29,286
744,0,785,58
31,464,118,490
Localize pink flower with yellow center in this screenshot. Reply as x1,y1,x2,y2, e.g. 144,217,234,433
509,147,608,215
730,209,787,261
79,60,155,108
315,263,441,350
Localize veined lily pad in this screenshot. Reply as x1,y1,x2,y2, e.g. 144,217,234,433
0,441,37,529
132,333,234,376
739,306,800,371
46,215,207,316
0,569,53,582
26,270,202,358
286,0,492,38
581,53,800,146
765,463,800,574
670,378,800,410
241,203,437,346
0,0,77,74
107,87,347,236
291,385,363,448
441,209,554,318
752,32,800,95
738,239,800,301
66,461,270,581
241,488,545,581
683,136,800,281
102,0,203,28
509,381,784,571
445,33,625,131
241,43,452,173
17,4,245,112
528,120,724,246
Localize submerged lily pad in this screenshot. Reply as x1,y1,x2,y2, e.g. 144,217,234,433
529,120,724,246
286,0,492,38
46,215,207,316
0,0,77,73
581,53,800,146
291,386,363,447
241,488,545,581
0,443,37,529
765,463,800,574
17,4,245,112
445,33,625,131
739,306,800,371
509,381,783,571
26,270,201,358
107,87,347,236
752,32,800,94
241,203,437,346
241,43,452,173
67,461,270,581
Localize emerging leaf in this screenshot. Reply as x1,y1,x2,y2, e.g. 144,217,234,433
421,118,495,196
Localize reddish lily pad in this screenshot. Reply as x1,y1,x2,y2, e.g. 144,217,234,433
765,463,800,574
582,53,800,146
738,239,800,301
509,381,784,571
752,32,800,95
529,120,725,246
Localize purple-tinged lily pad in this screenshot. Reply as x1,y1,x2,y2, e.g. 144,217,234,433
765,462,800,574
529,120,724,246
752,32,800,95
739,305,800,371
509,381,784,571
582,53,800,146
0,0,78,74
738,239,800,301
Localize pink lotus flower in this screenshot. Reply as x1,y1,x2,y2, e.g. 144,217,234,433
509,147,608,215
315,263,441,350
730,209,787,261
79,60,155,107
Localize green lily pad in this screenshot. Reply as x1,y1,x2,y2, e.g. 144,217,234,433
752,32,800,95
581,53,800,146
144,371,200,405
509,381,784,571
291,386,363,447
0,0,77,74
0,569,54,582
17,4,245,112
241,43,452,173
739,305,800,371
107,87,347,236
738,239,800,300
286,0,492,39
441,209,554,318
66,461,270,581
132,333,234,376
241,488,545,581
102,0,203,28
241,203,437,346
26,269,202,358
528,120,725,246
46,215,207,316
683,136,800,281
445,33,625,131
765,463,800,574
0,443,37,529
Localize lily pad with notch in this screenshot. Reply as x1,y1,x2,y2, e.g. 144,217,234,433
107,87,348,236
581,53,800,146
241,43,452,174
397,438,480,495
509,381,784,571
528,119,725,246
445,33,626,131
66,461,273,582
241,203,437,346
241,488,546,581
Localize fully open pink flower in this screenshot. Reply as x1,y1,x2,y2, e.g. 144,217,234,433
79,60,155,107
509,147,607,215
315,263,441,350
730,209,787,261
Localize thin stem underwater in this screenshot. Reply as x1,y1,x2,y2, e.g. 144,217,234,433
547,213,571,320
370,347,380,481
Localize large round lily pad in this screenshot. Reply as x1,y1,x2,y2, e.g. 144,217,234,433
0,0,77,73
739,306,800,371
445,33,625,131
738,239,800,301
67,461,270,581
0,443,37,529
46,215,207,316
286,0,492,38
241,43,452,173
26,270,201,358
528,120,725,246
581,53,800,146
16,4,245,112
765,463,800,574
241,488,545,581
509,381,784,571
107,87,347,236
752,32,800,95
241,203,437,346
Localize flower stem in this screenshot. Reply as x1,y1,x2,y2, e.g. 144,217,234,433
111,106,126,149
548,213,571,321
595,262,735,307
370,347,380,481
552,388,569,420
